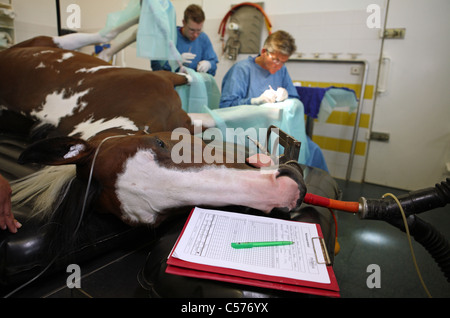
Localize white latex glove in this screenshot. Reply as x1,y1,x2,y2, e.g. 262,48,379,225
275,87,288,102
197,60,211,73
251,87,277,105
181,52,196,65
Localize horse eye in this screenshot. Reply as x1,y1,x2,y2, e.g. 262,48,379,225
156,138,165,148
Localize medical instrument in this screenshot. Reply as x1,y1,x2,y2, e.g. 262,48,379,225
246,135,269,156
231,241,294,249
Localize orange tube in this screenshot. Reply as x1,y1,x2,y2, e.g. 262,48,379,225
218,2,272,38
304,193,360,213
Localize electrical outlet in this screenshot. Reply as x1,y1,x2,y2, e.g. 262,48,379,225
351,66,360,75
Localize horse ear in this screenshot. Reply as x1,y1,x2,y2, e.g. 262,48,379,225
18,137,93,166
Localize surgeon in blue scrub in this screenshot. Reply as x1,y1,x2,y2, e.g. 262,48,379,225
152,4,218,76
219,30,299,108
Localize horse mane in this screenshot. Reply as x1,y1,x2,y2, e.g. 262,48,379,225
11,165,77,220
11,165,101,258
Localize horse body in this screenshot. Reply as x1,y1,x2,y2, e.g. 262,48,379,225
0,36,305,230
0,36,192,139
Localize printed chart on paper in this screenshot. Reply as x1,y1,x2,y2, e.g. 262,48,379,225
172,208,331,284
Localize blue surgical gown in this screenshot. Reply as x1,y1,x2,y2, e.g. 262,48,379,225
219,56,299,108
152,27,218,76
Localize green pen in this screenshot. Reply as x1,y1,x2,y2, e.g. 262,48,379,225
231,241,294,249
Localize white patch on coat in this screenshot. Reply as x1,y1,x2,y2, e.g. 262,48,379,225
30,89,91,126
36,62,46,69
57,52,75,62
63,143,86,159
75,65,120,74
69,116,139,140
33,50,54,56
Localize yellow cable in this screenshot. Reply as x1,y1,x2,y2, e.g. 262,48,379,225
383,193,432,298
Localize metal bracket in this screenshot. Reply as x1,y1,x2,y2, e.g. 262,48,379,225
266,125,301,164
383,28,406,39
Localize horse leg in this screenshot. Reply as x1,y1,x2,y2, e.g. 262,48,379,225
53,15,139,51
99,15,139,42
53,32,110,51
97,28,137,62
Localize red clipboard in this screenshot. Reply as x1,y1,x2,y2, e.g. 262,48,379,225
166,209,340,297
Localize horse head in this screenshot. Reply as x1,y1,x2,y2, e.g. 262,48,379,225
17,131,306,227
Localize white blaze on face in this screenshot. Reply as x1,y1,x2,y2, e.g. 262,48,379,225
69,116,139,140
116,149,232,224
31,89,91,126
116,149,165,224
115,149,300,225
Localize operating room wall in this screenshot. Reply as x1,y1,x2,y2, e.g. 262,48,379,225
363,0,450,190
10,0,382,183
10,0,57,39
190,0,386,183
9,0,450,189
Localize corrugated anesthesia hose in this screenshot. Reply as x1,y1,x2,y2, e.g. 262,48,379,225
303,178,450,295
359,178,450,220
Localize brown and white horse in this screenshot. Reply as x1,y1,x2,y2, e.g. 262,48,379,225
0,36,305,242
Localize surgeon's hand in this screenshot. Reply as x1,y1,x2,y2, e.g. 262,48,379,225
0,174,21,233
181,52,196,65
251,88,277,105
275,87,288,102
197,60,211,73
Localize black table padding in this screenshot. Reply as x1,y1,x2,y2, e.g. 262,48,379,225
0,111,340,297
0,128,155,290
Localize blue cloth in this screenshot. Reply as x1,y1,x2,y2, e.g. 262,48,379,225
136,0,180,66
296,86,358,119
201,99,310,166
100,0,141,36
175,68,221,113
219,56,299,108
306,136,328,172
152,27,218,76
99,0,182,68
296,86,327,118
318,87,358,122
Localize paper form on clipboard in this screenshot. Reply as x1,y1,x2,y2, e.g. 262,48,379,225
169,207,334,285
